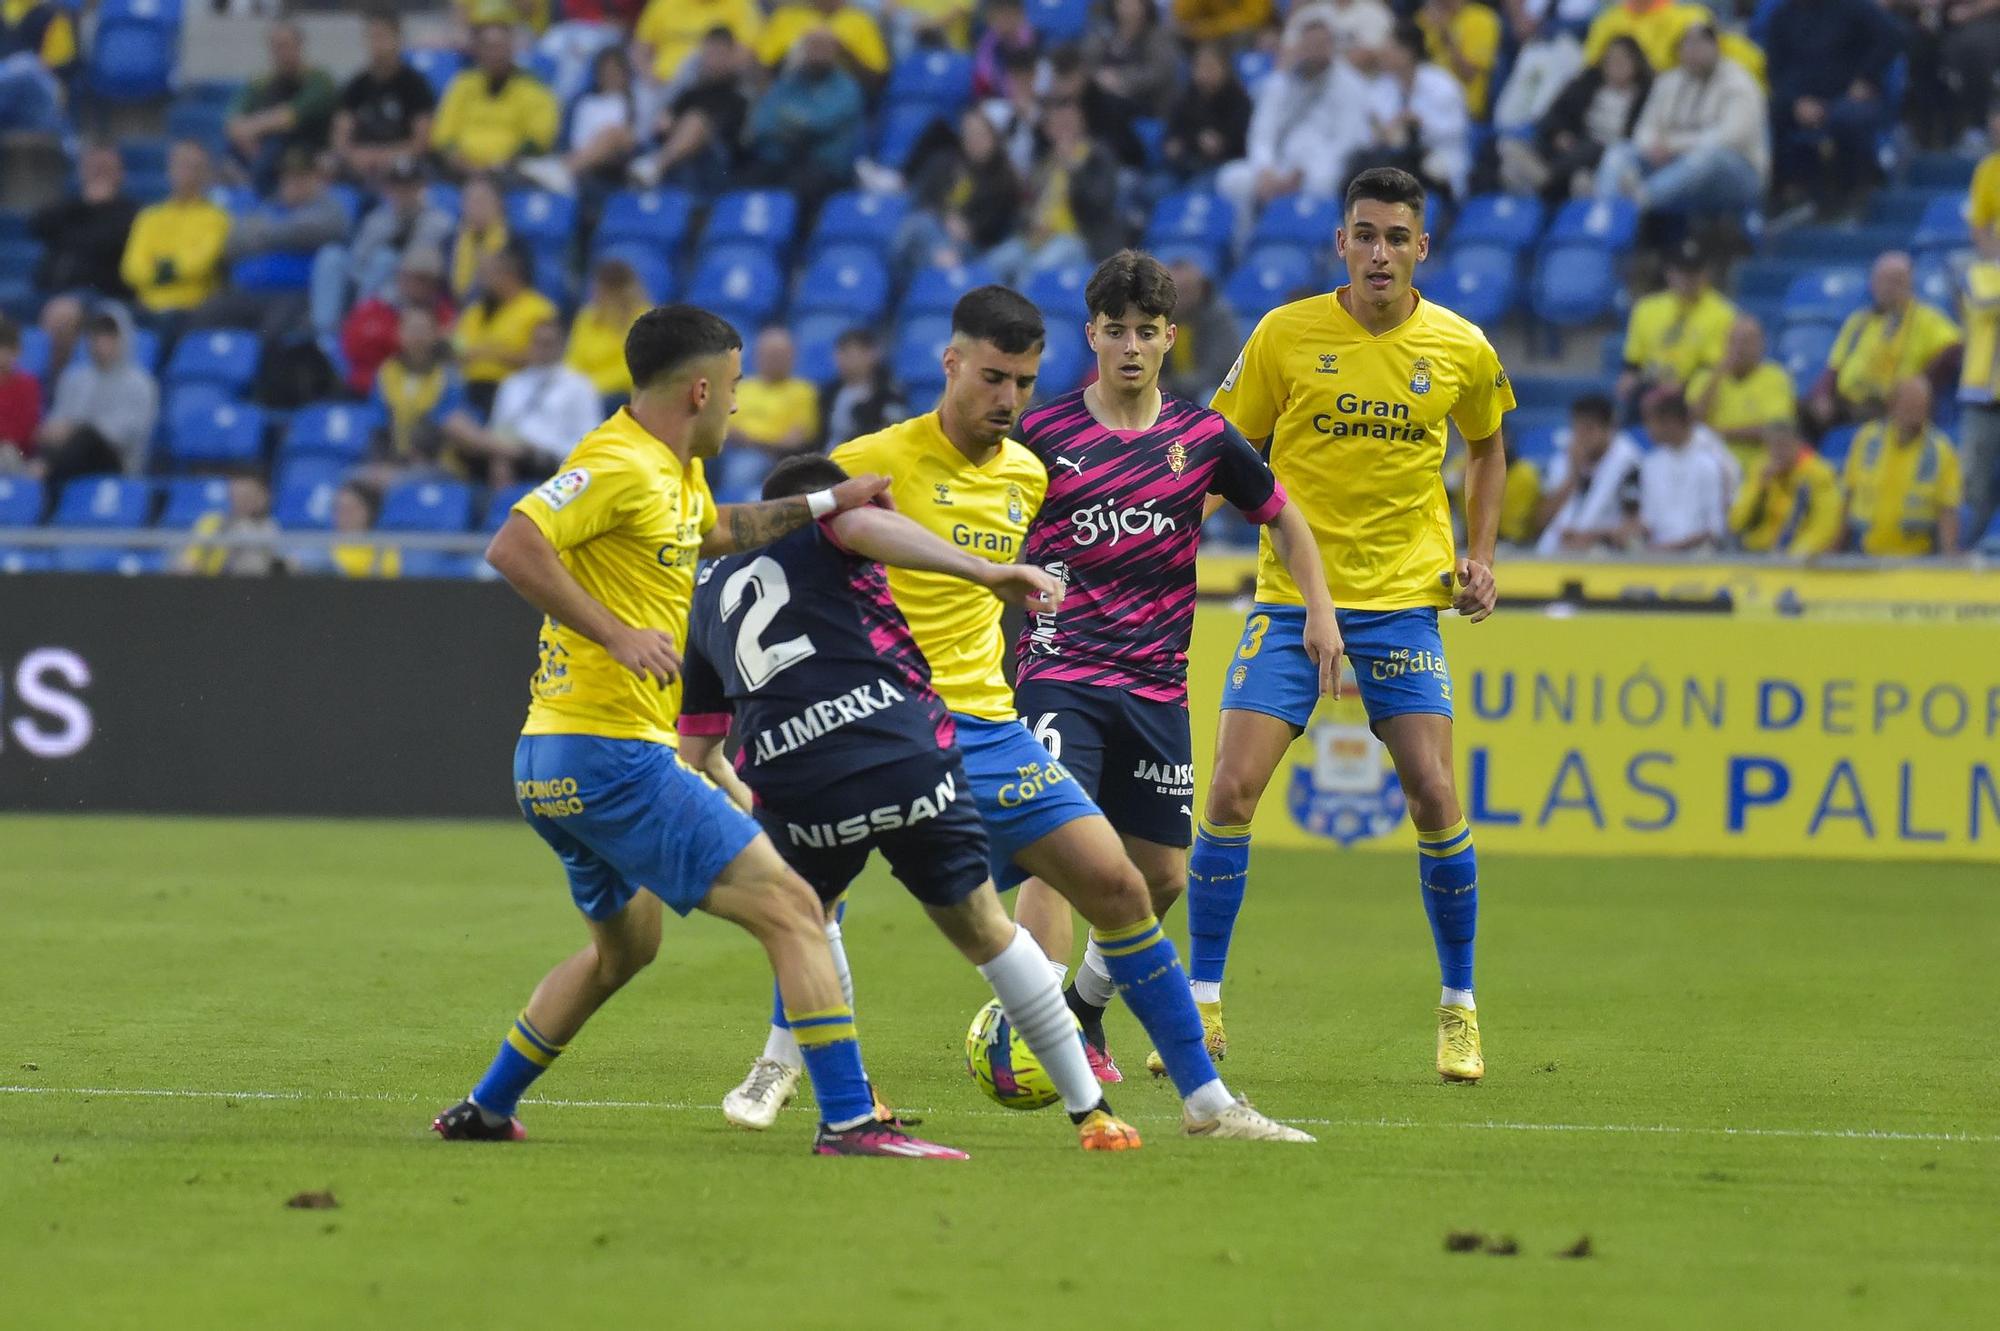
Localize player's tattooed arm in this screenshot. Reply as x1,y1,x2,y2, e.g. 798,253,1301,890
701,473,893,555
827,505,1062,612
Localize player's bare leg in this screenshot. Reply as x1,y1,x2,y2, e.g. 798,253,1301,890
1015,817,1311,1141
726,895,858,1131
1377,712,1483,1082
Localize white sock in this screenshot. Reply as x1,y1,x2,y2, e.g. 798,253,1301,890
1442,987,1475,1010
977,927,1100,1115
826,920,854,1009
1190,980,1222,1005
761,1022,802,1070
1184,1078,1235,1120
1074,940,1115,1008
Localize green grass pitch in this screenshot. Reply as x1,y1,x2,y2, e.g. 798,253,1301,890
4,815,1995,1329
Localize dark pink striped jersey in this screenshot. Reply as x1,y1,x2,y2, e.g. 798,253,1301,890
1015,389,1286,704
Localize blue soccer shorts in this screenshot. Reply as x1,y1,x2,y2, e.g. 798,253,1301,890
952,713,1102,890
1220,604,1454,732
514,734,761,920
1015,679,1194,849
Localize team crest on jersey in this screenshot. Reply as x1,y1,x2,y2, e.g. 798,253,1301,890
1286,675,1407,848
933,482,953,506
1006,483,1024,524
1230,664,1248,688
1409,357,1432,396
1166,441,1188,475
536,468,590,510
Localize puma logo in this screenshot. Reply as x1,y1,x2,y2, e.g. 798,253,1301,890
1053,457,1085,475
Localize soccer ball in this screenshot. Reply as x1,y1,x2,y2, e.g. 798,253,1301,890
964,998,1079,1111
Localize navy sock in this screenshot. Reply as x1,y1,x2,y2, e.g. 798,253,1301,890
1418,819,1478,995
1093,915,1219,1097
1187,819,1252,987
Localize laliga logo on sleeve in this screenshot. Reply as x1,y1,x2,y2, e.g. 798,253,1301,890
536,469,591,510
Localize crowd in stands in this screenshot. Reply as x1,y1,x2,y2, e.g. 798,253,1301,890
0,0,1997,577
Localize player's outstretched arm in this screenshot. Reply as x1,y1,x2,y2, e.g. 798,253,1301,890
487,513,683,686
1267,502,1343,698
826,505,1063,613
1456,431,1505,623
701,473,892,556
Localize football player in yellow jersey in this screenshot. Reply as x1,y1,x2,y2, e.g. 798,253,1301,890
432,306,967,1159
796,287,1309,1141
1192,168,1516,1083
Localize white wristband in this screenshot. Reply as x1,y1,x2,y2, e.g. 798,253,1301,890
806,489,837,519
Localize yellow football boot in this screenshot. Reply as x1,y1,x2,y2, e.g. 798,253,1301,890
1076,1106,1143,1151
1145,999,1227,1077
1437,1004,1484,1082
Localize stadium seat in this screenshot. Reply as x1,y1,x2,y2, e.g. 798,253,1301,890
399,550,482,581
274,476,338,530
1817,423,1860,468
425,182,463,224
129,327,162,373
1530,244,1619,325
0,240,43,311
1224,249,1318,325
1147,239,1227,278
1509,375,1603,413
1249,194,1344,254
52,547,167,576
168,397,265,468
1913,255,1956,310
792,311,851,387
283,402,382,464
1038,325,1090,396
872,102,949,171
89,14,178,102
157,476,231,528
793,247,892,323
1025,0,1091,43
1434,245,1519,327
591,242,678,304
1234,48,1274,93
1781,268,1870,325
902,261,998,317
0,475,44,526
712,448,776,507
120,138,169,179
1543,198,1638,253
1450,194,1546,253
886,49,972,113
595,188,694,251
52,477,153,529
1776,321,1837,393
379,479,474,533
406,48,464,101
531,246,579,309
704,190,800,254
1024,263,1094,328
686,246,785,326
274,453,346,495
1979,511,2000,554
483,484,537,533
1912,194,1971,255
165,329,262,394
1131,116,1166,168
1512,420,1564,470
893,315,954,396
1147,190,1233,260
809,190,910,258
13,326,50,382
506,190,578,249
228,213,315,292
0,547,52,573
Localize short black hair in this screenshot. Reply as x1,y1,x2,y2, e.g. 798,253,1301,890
364,6,400,31
626,304,743,391
1642,387,1691,421
0,315,17,350
952,285,1044,355
1390,19,1427,61
835,326,879,350
85,312,122,337
1086,250,1177,323
1570,393,1615,426
1345,166,1427,222
762,454,851,501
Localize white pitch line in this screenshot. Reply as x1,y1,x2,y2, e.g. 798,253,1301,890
2,1085,1993,1145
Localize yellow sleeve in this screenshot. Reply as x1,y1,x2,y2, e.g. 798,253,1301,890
829,434,880,475
1686,369,1714,409
1727,476,1760,534
522,81,559,152
120,209,157,295
1763,367,1797,421
1622,301,1651,367
1792,465,1844,556
1827,310,1863,368
186,209,230,281
43,14,76,68
1581,11,1613,64
1841,429,1867,508
755,10,799,65
839,12,891,74
514,455,639,551
431,76,467,150
1972,159,2000,232
729,0,764,46
1460,7,1500,67
1916,305,1963,363
1937,440,1963,507
1450,335,1513,442
1208,315,1284,441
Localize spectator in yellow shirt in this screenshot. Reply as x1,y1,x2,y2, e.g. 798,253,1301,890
756,1,890,81
431,24,560,176
326,482,402,580
1811,250,1962,428
450,175,510,303
1959,228,2000,542
1618,240,1735,404
1843,376,1963,556
1584,0,1707,74
1416,0,1502,118
730,327,821,457
637,0,762,83
120,141,231,314
453,247,559,413
1172,0,1276,43
1729,423,1843,555
565,257,649,399
1687,315,1796,474
1970,106,2000,247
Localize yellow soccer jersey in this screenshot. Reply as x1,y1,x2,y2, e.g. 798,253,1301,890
1212,289,1515,610
515,409,717,744
831,412,1045,721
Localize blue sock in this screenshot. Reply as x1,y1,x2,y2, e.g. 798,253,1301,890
1187,819,1252,988
768,981,789,1033
470,1010,565,1117
787,1004,874,1129
1418,819,1478,995
1093,915,1219,1098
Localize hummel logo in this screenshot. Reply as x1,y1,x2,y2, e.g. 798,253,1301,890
1054,457,1084,475
1317,354,1340,374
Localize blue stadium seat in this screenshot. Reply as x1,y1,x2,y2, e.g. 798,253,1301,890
483,483,536,533
686,246,785,326
0,240,43,310
1912,194,1970,255
872,102,949,171
1817,423,1860,468
165,328,262,394
406,48,464,101
595,188,694,251
1147,239,1227,280
902,261,997,317
793,247,892,323
380,479,474,533
886,48,972,112
229,211,315,292
1601,331,1625,376
120,138,169,179
102,0,185,20
1234,48,1274,93
1024,263,1093,328
425,182,463,224
274,476,337,530
399,550,483,581
893,315,954,396
809,190,910,258
1530,244,1618,325
0,475,44,525
1913,255,1957,310
1147,190,1233,259
1450,194,1546,252
1509,375,1603,413
591,242,678,303
1434,252,1517,328
89,15,178,102
168,397,265,468
792,311,851,387
14,327,50,382
53,477,153,529
52,547,167,576
1782,267,1869,325
712,448,776,507
275,454,347,494
1249,194,1344,255
0,547,52,573
1037,325,1090,396
129,327,162,373
1979,511,2000,554
704,190,800,254
1025,0,1091,42
157,476,231,528
1131,116,1166,168
506,190,578,249
1512,420,1564,470
1544,198,1639,253
1776,321,1837,393
283,401,382,464
531,247,579,309
1224,249,1318,325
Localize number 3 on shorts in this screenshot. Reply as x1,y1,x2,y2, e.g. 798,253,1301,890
1238,613,1271,660
1031,712,1063,760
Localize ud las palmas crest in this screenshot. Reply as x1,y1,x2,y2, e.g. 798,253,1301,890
1285,667,1407,846
1409,356,1432,395
1006,482,1024,523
